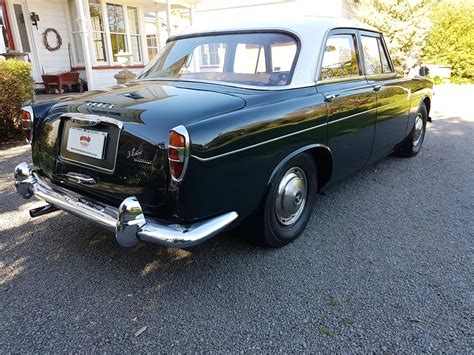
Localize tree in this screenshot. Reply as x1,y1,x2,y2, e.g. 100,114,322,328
354,0,433,72
422,0,474,79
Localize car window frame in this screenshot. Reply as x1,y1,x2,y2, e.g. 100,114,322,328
358,30,396,79
316,28,365,84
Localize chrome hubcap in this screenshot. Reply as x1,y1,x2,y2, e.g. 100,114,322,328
413,113,424,147
275,167,307,226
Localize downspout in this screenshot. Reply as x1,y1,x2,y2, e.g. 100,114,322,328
75,0,95,90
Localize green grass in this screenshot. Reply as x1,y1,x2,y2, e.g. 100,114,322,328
318,326,332,336
342,317,354,325
327,298,338,307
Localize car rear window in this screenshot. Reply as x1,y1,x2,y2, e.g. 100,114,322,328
138,32,299,87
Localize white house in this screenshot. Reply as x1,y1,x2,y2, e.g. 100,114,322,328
0,0,353,91
0,0,199,90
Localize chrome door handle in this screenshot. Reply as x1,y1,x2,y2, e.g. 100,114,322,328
325,94,340,102
373,85,382,91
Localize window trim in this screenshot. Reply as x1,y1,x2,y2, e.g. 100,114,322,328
316,28,364,84
358,30,395,78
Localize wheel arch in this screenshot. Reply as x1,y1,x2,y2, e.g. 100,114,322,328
421,95,431,121
266,144,333,193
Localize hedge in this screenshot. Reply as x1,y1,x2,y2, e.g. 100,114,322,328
0,60,34,138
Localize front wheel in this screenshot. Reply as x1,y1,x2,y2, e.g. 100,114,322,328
396,103,427,157
263,153,317,247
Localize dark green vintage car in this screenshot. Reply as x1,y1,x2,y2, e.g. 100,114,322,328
14,17,433,248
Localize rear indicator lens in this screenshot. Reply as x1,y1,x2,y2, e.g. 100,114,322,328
168,126,189,182
20,108,33,143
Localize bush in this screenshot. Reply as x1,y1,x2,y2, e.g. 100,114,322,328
0,60,34,138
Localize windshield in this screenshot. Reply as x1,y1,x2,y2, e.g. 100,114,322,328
138,32,299,87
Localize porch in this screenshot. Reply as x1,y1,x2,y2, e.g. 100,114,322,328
0,0,199,90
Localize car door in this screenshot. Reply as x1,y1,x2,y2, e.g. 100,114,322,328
359,31,411,161
317,29,377,182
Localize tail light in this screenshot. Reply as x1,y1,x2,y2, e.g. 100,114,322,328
20,106,34,143
168,125,190,182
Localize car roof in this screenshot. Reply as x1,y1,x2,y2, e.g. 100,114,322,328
170,16,381,88
174,16,380,39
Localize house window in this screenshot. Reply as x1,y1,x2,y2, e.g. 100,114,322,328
147,34,158,60
106,3,126,62
89,0,107,62
69,1,144,66
200,43,223,67
127,7,141,62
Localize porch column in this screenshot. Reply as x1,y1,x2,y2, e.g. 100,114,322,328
189,3,194,27
75,0,95,90
166,0,172,37
155,10,161,51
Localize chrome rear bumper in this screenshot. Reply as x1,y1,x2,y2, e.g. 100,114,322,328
14,162,238,248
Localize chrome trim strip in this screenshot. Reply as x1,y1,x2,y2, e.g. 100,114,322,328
14,163,238,248
191,122,327,162
328,108,377,125
136,78,316,91
316,75,366,85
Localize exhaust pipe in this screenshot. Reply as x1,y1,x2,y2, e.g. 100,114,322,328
29,204,59,218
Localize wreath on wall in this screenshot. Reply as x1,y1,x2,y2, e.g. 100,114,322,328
43,28,62,52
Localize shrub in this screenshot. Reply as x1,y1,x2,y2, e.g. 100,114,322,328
0,60,34,138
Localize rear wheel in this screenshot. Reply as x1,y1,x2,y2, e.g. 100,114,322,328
263,153,317,247
396,103,427,157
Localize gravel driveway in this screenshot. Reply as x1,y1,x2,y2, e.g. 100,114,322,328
1,85,473,352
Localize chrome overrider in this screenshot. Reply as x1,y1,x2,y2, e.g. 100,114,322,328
14,162,238,248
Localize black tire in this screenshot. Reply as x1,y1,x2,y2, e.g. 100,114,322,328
262,153,317,247
396,103,428,157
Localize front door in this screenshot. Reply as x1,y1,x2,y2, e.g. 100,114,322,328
317,29,377,182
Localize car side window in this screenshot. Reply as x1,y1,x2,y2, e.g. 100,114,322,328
320,34,360,80
361,35,393,74
361,36,382,74
377,39,392,73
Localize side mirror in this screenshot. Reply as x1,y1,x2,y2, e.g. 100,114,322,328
419,66,430,77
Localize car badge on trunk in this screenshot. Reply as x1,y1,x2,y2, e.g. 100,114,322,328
86,101,115,109
126,147,153,165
